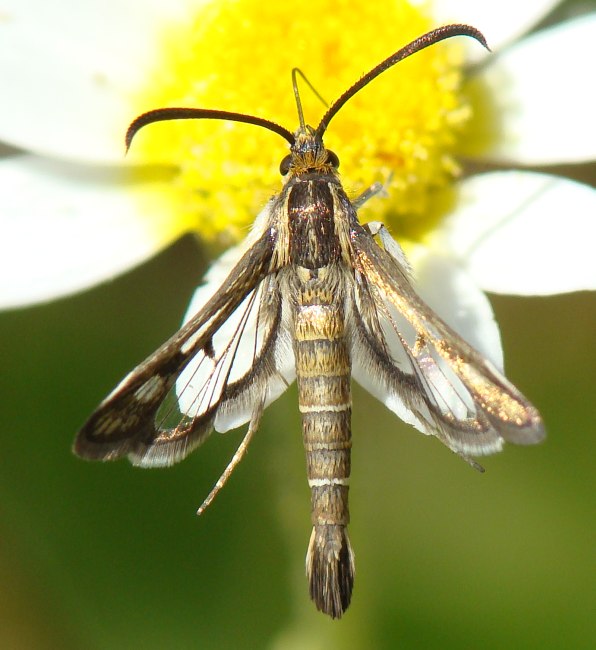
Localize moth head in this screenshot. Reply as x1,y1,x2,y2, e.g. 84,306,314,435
279,126,340,176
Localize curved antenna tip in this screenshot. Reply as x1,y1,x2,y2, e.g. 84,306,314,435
317,24,490,137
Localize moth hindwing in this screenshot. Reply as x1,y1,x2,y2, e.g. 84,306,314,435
75,25,544,619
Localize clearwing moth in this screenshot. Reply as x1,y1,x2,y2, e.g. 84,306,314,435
75,25,545,619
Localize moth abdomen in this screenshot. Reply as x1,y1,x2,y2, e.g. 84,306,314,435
294,275,354,617
302,403,354,618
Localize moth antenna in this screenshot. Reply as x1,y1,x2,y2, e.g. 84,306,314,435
316,23,489,137
125,107,295,153
291,67,329,131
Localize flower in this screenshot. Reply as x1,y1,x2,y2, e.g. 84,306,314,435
1,0,594,368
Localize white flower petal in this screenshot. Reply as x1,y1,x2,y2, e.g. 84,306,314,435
409,247,504,370
0,155,185,309
432,0,561,59
0,0,193,162
434,171,596,295
461,14,596,164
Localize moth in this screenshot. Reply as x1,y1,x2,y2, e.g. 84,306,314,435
75,25,545,619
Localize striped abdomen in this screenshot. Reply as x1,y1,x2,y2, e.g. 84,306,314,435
293,266,355,619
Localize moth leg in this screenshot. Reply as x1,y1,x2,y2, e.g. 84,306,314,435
352,171,395,210
197,396,266,515
456,451,485,472
352,182,385,210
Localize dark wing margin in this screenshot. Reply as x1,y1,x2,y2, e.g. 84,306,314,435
349,220,545,457
74,230,276,464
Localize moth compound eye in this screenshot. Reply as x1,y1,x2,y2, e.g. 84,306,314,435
326,150,339,168
279,155,292,175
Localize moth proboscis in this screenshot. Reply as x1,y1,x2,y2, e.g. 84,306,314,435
75,25,545,619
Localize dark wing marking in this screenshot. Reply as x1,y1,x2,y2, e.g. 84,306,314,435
74,229,280,464
349,220,545,457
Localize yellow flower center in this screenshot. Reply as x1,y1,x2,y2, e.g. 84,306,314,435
132,0,472,251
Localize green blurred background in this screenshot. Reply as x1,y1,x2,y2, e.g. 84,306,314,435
1,228,594,649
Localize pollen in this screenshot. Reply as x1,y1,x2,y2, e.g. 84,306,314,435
131,0,473,249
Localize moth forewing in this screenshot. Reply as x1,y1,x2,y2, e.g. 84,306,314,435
350,222,545,451
74,229,277,464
